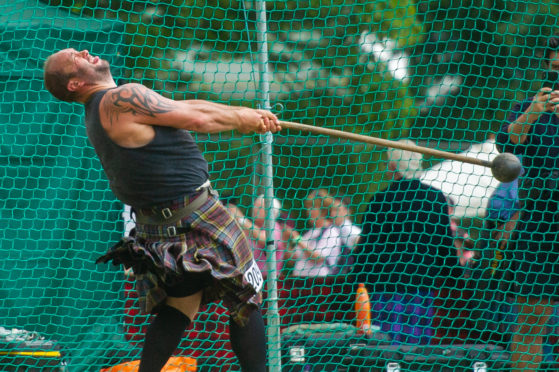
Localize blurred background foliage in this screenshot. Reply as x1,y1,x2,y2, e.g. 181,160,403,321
41,0,559,221
411,0,559,143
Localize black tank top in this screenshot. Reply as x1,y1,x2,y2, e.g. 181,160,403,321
84,89,209,208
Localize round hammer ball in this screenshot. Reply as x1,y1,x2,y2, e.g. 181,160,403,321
491,153,522,183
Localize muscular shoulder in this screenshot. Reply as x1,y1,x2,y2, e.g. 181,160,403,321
100,83,176,127
97,83,177,147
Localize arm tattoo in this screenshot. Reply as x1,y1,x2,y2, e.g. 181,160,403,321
103,85,175,126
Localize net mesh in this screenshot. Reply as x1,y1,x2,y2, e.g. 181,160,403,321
1,0,558,371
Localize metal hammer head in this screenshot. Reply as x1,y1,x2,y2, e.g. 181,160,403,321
491,153,522,183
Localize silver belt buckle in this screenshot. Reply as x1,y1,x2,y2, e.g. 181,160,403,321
161,208,173,219
166,226,177,237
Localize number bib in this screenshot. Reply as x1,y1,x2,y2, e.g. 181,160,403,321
243,260,263,293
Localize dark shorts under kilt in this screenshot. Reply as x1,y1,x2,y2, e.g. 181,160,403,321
130,188,263,326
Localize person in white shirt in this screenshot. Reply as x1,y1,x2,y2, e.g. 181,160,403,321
285,189,343,277
331,198,361,251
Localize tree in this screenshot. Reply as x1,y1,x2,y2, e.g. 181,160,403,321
410,0,559,142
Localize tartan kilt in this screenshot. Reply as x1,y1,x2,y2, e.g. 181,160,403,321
130,190,262,326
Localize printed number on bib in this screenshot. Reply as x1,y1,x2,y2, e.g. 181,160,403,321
244,260,263,293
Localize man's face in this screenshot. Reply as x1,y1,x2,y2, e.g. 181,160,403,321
50,48,110,82
306,200,325,228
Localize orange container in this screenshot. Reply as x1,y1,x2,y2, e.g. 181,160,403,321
355,283,372,336
100,356,196,372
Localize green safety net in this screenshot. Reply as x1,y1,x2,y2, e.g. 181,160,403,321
0,0,558,371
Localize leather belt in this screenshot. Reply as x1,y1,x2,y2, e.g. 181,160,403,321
134,186,212,226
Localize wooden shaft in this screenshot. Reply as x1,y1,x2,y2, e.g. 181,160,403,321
279,121,493,168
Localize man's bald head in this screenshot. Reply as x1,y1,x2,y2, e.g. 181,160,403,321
43,48,113,103
43,50,80,102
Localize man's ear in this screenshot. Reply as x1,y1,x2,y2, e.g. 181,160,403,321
67,78,83,93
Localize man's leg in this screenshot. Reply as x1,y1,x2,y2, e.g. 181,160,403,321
229,307,267,372
139,291,203,372
509,296,553,372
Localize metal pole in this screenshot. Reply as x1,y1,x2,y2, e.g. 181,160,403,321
254,1,281,371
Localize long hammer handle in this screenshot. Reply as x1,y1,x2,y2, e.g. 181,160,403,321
279,121,493,168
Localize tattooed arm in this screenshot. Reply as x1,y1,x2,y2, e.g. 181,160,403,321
99,83,280,137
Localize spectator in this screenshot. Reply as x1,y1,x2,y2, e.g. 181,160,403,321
472,175,559,365
329,197,362,275
331,198,362,251
475,177,521,280
353,141,460,345
284,189,343,277
221,194,245,221
468,177,521,347
238,195,287,279
180,194,290,280
495,34,559,372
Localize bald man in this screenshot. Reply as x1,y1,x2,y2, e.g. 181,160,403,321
44,48,281,372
